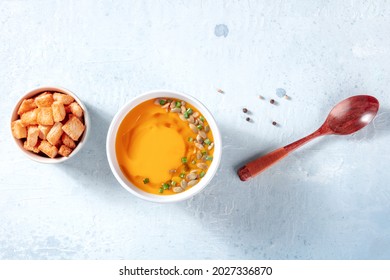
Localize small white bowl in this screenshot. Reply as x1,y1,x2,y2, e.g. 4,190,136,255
106,90,222,203
10,86,90,163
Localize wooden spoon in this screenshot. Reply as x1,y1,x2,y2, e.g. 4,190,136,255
238,95,379,181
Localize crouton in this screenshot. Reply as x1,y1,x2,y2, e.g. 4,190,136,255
53,92,74,105
62,116,85,141
11,120,27,139
34,92,54,107
58,145,73,157
18,98,37,115
52,101,66,122
38,125,52,140
20,108,39,125
24,140,40,153
61,133,76,149
38,140,58,158
27,125,39,148
37,107,54,126
46,122,63,146
68,102,83,118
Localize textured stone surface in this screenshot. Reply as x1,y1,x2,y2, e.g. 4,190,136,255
1,0,390,259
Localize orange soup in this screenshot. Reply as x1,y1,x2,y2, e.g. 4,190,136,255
116,98,214,195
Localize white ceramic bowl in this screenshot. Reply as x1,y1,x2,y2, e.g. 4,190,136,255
106,90,222,203
10,86,90,163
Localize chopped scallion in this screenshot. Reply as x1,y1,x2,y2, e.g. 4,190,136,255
181,157,187,163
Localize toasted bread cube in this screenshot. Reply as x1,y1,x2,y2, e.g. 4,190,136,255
37,107,54,126
38,125,52,140
46,122,63,146
61,133,76,149
20,108,39,125
11,120,27,139
27,125,39,148
53,93,74,105
52,101,66,122
58,145,73,157
18,98,37,115
34,92,54,107
62,116,85,141
68,102,83,118
38,140,58,158
24,140,40,153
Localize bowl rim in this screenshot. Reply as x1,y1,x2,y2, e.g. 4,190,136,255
10,85,91,164
106,89,222,203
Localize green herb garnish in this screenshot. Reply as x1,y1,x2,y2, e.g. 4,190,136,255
143,178,150,184
200,171,206,178
159,99,166,105
204,138,211,145
181,157,187,163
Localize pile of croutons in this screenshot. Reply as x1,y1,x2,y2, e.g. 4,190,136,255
11,92,86,158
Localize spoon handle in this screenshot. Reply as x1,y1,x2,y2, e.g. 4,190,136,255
237,130,324,181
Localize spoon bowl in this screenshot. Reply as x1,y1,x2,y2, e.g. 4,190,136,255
324,95,379,135
238,95,380,181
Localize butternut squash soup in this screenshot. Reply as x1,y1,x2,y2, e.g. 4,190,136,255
116,98,215,195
